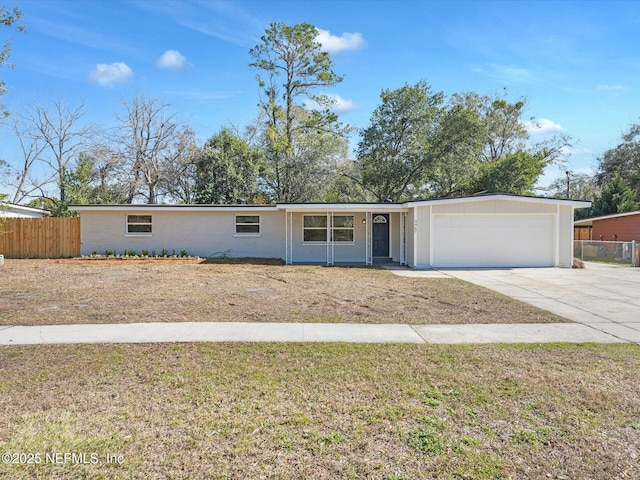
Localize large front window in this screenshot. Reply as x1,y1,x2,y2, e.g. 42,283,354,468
303,215,354,243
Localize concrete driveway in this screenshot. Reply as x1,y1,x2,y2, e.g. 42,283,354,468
440,262,640,344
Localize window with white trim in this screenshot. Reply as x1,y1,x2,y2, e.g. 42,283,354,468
126,215,152,235
235,215,260,235
303,215,354,243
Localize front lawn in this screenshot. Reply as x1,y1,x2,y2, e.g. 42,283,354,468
0,259,566,325
1,343,638,479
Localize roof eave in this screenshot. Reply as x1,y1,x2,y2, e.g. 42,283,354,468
405,194,591,208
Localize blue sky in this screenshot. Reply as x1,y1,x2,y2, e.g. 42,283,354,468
3,0,640,193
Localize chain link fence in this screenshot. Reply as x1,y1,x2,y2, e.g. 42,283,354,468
574,240,639,266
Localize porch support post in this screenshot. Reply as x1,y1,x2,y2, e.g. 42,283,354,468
555,204,561,267
400,212,406,265
326,211,334,266
285,210,293,265
365,211,373,265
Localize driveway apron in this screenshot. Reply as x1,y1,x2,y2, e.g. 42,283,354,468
439,262,640,344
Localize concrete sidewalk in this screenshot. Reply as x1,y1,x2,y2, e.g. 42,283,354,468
0,321,630,346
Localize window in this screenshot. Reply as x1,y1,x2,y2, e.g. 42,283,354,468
235,215,260,235
126,215,152,235
303,215,327,242
332,215,354,242
303,215,354,243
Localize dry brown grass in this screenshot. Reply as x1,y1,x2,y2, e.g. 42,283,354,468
1,342,638,479
0,259,566,326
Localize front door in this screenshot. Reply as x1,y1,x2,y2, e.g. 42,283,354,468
372,214,389,257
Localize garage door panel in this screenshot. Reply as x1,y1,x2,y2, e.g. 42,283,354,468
432,214,554,268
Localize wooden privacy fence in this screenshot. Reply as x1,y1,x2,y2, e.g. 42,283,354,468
0,217,80,258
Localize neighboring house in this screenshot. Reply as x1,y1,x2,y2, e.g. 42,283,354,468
574,210,640,242
0,203,49,218
73,193,590,268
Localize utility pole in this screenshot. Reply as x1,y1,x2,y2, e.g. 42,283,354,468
565,171,570,198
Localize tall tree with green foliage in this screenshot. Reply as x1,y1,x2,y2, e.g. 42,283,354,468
355,80,445,202
249,22,346,202
596,120,640,202
590,173,638,217
475,151,547,195
354,84,569,201
194,128,262,204
451,91,529,164
421,102,486,198
546,172,601,220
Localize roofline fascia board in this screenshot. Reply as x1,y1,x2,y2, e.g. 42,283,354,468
3,203,50,215
71,205,281,212
573,219,593,226
71,195,592,213
277,203,408,212
574,210,640,225
405,195,591,208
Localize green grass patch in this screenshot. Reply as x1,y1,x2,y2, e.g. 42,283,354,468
0,342,639,478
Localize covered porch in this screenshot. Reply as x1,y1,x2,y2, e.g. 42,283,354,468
278,204,409,266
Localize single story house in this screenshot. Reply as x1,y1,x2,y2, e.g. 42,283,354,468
73,193,590,268
0,203,49,218
574,210,640,242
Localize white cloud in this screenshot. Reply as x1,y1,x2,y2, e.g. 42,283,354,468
475,63,542,85
89,62,133,87
156,50,192,70
303,94,358,113
596,84,628,93
596,85,629,97
523,118,565,135
316,29,365,53
327,94,358,113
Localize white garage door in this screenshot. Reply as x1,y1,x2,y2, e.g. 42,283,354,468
432,214,555,267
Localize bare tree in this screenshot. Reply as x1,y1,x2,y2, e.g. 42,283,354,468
161,125,199,204
26,99,93,205
1,6,25,119
113,96,183,203
6,114,50,203
3,100,91,207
